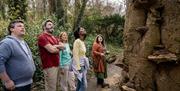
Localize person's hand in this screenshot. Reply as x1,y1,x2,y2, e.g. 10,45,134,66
59,68,64,75
57,42,65,49
4,80,15,90
60,71,64,75
100,53,105,56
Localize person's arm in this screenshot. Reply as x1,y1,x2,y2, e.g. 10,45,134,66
0,71,15,90
44,44,62,53
0,42,15,90
57,41,65,49
38,35,64,53
92,43,104,56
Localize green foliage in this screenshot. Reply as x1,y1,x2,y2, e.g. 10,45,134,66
7,0,28,20
81,14,125,46
106,43,124,55
24,20,44,86
85,34,96,57
0,20,9,39
81,14,102,34
96,14,124,46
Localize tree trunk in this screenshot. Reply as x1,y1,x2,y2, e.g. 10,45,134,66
0,0,6,19
72,0,81,31
123,0,180,91
64,0,68,23
55,0,64,27
35,0,47,17
73,0,88,31
43,0,48,15
48,0,56,15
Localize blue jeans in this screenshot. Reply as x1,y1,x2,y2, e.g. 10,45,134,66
76,79,85,91
76,66,86,91
3,84,31,91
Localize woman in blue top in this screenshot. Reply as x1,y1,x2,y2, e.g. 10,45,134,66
59,32,76,91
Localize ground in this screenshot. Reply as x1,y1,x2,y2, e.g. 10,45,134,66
31,63,123,91
87,64,122,91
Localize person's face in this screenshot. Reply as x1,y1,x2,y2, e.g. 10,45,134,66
79,28,86,39
45,22,54,33
97,36,103,43
11,22,25,37
61,33,68,42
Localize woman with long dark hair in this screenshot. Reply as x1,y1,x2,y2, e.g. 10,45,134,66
92,34,109,88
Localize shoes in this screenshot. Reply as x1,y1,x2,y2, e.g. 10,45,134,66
101,83,110,88
121,82,136,91
97,84,101,88
121,85,136,91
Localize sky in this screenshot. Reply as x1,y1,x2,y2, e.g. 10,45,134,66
108,0,126,15
110,0,125,3
68,0,126,15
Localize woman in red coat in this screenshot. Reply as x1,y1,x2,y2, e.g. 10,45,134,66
92,34,109,88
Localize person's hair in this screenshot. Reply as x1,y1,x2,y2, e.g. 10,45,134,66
42,19,53,31
8,19,24,35
95,34,105,47
74,27,80,39
59,31,68,43
74,27,86,40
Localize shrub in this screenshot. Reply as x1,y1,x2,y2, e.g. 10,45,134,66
81,14,125,46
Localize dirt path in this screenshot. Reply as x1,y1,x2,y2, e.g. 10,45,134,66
87,64,123,91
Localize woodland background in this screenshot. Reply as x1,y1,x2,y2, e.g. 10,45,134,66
0,0,125,90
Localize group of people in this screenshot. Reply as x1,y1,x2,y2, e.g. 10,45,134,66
0,19,109,91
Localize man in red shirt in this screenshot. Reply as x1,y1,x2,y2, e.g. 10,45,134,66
37,19,64,91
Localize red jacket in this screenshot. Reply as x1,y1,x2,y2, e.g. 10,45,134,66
92,42,106,72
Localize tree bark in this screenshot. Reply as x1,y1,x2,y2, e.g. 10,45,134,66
72,0,81,31
123,0,180,91
36,0,47,17
73,0,88,31
0,0,6,19
48,0,56,14
55,0,66,27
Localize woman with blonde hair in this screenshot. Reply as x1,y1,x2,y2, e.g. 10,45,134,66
92,34,109,88
59,32,76,91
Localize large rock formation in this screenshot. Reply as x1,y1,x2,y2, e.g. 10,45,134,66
123,0,180,91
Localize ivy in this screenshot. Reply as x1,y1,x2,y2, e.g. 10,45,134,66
7,0,28,20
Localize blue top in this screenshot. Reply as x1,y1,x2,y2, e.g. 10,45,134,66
59,43,72,68
0,36,36,87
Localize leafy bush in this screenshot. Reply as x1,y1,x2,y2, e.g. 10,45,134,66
0,20,9,39
81,14,125,46
25,20,43,86
7,0,28,20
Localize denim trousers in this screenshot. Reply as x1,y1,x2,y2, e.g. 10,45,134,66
76,66,86,91
76,78,86,91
